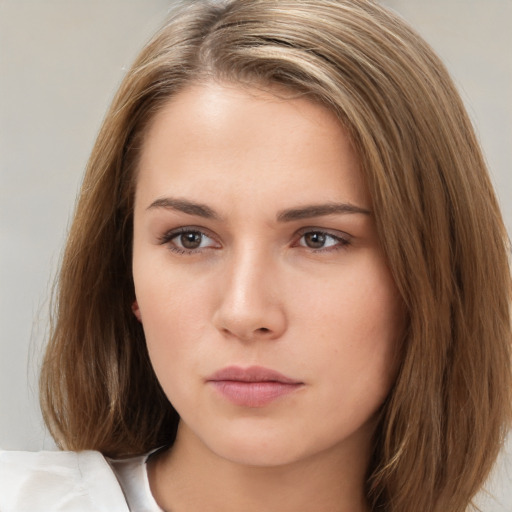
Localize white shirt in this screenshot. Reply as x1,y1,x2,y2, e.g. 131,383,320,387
0,449,164,512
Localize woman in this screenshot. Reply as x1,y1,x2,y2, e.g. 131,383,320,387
1,1,510,511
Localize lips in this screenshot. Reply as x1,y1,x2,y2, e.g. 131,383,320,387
206,366,304,407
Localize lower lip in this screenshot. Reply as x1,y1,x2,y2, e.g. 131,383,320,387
209,381,302,407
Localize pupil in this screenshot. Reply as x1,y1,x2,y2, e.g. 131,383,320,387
305,232,325,248
181,232,202,249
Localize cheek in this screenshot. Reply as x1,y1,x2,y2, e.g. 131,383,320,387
133,247,210,328
133,261,216,381
137,287,202,349
300,259,402,342
296,259,403,399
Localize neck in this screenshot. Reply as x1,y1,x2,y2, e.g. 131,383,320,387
148,422,373,512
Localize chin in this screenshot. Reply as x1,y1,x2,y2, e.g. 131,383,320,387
192,419,310,467
197,419,354,469
213,437,307,468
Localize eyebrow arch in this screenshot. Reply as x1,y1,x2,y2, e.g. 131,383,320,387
146,197,219,219
277,202,372,222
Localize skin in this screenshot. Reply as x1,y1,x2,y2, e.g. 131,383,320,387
132,81,404,512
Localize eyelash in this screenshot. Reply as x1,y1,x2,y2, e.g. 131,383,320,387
158,227,352,255
294,228,351,253
158,227,219,255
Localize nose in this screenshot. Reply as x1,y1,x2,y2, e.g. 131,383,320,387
212,247,287,342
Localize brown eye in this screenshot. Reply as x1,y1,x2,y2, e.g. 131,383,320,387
297,230,349,251
179,232,203,249
303,232,327,249
163,228,219,253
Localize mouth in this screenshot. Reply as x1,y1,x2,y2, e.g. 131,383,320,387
206,365,304,408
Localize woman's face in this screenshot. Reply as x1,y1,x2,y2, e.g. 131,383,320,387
132,82,404,467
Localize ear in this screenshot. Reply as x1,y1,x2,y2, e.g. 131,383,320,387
132,300,142,322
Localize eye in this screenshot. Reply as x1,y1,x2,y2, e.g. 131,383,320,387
160,228,219,253
175,231,207,250
297,230,350,251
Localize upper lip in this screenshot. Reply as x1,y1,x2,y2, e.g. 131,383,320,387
207,365,302,384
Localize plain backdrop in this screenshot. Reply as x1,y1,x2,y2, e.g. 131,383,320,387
1,1,511,509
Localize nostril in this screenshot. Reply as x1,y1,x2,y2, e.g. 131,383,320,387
257,327,271,334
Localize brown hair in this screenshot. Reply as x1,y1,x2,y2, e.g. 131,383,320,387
40,1,511,510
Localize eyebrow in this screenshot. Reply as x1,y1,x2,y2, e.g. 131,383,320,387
147,198,219,219
146,197,371,221
276,202,372,222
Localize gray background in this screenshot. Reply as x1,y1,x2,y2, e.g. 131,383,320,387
1,1,511,509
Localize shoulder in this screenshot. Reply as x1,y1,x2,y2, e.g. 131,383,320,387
107,453,164,512
0,449,129,512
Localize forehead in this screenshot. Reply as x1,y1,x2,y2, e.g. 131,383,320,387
135,81,369,212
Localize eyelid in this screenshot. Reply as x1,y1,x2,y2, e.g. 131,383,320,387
158,226,221,252
156,225,352,254
293,227,352,251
